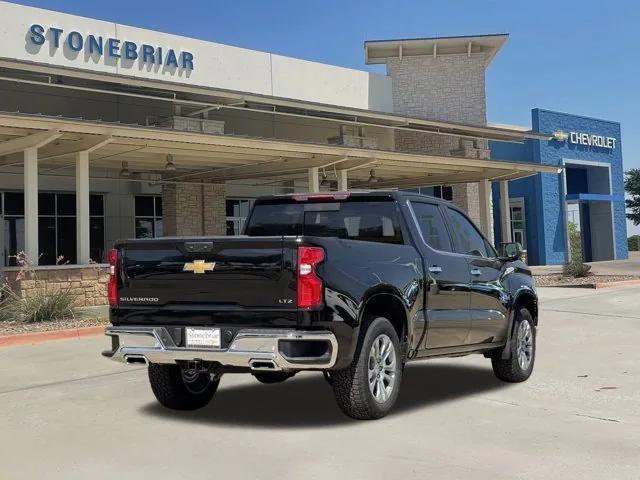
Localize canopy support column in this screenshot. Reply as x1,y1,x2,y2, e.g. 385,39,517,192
478,179,493,244
308,167,320,193
500,180,512,243
76,151,90,264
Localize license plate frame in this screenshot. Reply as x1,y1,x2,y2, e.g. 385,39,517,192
185,327,221,349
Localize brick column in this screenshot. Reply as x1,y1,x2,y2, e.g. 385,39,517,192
203,183,226,235
163,182,226,236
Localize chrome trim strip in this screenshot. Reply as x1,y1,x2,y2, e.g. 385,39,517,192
104,326,338,371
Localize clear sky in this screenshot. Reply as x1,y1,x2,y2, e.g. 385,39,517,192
11,0,640,234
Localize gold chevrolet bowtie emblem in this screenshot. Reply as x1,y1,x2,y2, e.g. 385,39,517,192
183,259,216,274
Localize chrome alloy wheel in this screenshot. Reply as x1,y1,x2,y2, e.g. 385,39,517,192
367,334,397,403
516,320,534,371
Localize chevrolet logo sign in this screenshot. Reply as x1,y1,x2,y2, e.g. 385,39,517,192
183,259,216,274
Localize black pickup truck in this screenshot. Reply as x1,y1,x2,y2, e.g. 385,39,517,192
103,191,537,420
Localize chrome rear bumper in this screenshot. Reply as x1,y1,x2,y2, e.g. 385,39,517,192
103,326,338,371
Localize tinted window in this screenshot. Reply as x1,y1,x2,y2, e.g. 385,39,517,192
446,207,489,257
135,196,155,217
246,200,403,244
411,202,452,252
245,203,303,236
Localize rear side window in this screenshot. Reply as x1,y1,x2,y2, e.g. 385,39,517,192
246,200,403,244
446,207,489,257
410,202,452,252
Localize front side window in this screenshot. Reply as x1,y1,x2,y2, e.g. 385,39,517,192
446,207,490,258
410,202,452,252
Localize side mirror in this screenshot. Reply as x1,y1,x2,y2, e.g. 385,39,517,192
498,242,523,261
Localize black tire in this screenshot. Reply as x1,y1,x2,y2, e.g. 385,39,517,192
148,364,219,411
492,308,536,383
332,316,403,420
252,371,295,384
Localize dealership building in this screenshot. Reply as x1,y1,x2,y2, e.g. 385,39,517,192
0,1,628,304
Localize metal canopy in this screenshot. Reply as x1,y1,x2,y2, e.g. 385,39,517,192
0,62,549,144
0,112,560,188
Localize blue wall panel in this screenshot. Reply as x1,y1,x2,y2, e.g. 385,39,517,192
490,108,628,265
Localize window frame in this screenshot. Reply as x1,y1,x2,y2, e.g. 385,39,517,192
509,197,527,249
226,197,254,236
134,195,163,239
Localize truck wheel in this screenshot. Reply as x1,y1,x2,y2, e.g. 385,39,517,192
148,364,219,411
332,316,402,420
492,308,536,382
252,372,295,384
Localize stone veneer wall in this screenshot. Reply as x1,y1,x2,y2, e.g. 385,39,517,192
386,54,490,225
4,266,110,307
163,182,226,236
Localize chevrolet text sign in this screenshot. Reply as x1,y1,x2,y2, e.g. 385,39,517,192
569,131,616,149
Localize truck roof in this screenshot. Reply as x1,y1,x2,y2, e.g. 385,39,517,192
255,190,451,204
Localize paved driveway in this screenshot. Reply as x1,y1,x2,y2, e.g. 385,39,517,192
1,287,638,480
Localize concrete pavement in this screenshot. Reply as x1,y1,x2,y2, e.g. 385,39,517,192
0,286,638,479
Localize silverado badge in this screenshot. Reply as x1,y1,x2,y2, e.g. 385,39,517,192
183,259,216,274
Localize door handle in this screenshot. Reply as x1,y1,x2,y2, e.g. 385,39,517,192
428,266,443,273
470,268,482,276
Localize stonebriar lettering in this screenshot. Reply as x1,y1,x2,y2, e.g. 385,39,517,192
28,24,194,70
569,131,616,149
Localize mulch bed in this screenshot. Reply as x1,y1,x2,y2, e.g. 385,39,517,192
0,316,109,336
534,274,640,288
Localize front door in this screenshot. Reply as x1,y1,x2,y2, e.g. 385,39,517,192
444,207,509,345
408,201,471,349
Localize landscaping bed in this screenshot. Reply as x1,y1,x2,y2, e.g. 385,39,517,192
534,274,640,288
0,316,109,336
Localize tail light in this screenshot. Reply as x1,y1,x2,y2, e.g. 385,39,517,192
297,246,325,308
108,248,119,307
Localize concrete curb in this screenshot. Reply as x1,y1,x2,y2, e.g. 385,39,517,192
547,279,640,289
592,279,640,289
0,325,105,348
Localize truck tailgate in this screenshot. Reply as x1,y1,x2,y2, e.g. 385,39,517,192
116,236,296,309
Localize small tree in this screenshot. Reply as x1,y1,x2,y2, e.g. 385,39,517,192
626,169,640,226
563,221,591,277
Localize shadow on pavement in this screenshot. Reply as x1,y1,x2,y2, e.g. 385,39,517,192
140,362,507,428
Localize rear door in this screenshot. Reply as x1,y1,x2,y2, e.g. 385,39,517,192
408,201,471,349
444,207,509,345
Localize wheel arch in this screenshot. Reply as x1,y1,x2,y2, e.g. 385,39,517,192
359,288,410,346
512,288,538,325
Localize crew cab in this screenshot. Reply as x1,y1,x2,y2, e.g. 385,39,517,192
103,191,538,420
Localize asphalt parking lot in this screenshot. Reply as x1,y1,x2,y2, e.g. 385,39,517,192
1,286,638,480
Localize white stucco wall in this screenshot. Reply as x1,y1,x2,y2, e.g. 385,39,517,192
0,1,393,112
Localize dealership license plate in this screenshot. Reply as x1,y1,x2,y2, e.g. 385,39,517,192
185,328,221,349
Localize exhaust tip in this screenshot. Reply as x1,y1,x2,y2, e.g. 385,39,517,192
125,355,148,365
249,360,277,371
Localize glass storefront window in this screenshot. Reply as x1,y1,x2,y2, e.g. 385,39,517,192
135,196,163,238
225,198,254,235
1,192,105,266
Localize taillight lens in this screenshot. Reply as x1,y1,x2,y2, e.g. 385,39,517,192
297,246,325,308
108,248,118,307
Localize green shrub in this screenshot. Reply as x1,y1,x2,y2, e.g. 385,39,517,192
562,261,592,278
628,235,640,252
0,283,78,323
